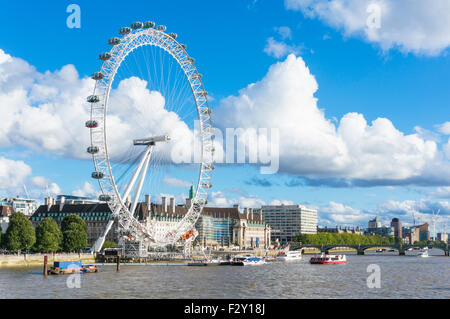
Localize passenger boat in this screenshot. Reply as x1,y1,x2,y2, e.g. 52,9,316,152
277,251,302,261
231,255,266,266
417,250,429,258
309,254,347,265
47,261,98,275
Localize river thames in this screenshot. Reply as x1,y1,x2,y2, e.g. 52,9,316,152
1,252,449,299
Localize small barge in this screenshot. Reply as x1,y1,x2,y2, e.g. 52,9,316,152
47,261,98,275
187,257,222,266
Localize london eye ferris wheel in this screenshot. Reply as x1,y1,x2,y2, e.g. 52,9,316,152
85,21,214,255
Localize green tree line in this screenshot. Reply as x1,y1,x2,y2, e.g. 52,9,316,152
294,232,399,246
0,212,89,253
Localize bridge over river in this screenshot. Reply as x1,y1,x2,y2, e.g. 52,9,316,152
290,242,449,256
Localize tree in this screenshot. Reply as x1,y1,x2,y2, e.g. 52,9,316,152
101,240,116,250
61,214,87,233
4,212,36,253
62,222,88,252
35,217,62,252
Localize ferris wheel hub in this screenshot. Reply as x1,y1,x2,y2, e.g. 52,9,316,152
133,135,171,146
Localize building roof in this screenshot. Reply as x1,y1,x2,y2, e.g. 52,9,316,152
32,203,112,215
0,205,14,217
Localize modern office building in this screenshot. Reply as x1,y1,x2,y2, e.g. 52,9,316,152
0,197,38,216
365,216,395,237
368,216,382,229
402,223,431,244
261,204,318,243
437,233,448,242
365,226,394,237
390,218,402,238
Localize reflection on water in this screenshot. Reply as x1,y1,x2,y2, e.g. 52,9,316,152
0,254,449,299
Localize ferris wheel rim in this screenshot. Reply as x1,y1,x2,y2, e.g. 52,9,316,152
87,23,214,246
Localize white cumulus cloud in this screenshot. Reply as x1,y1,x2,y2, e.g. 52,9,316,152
214,54,448,185
264,37,301,58
437,122,450,135
0,157,32,190
0,49,194,164
285,0,450,56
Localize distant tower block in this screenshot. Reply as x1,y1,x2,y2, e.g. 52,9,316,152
189,184,196,199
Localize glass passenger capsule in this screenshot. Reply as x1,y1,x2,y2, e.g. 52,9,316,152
202,183,212,188
168,32,177,39
197,90,208,97
98,195,111,202
155,25,167,31
85,120,98,128
87,95,100,103
91,171,104,179
143,21,155,29
86,146,99,154
108,37,121,45
91,72,104,80
99,52,112,61
187,57,195,64
131,22,143,29
119,27,131,35
192,73,202,80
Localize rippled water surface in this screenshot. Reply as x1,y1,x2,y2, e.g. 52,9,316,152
1,254,449,298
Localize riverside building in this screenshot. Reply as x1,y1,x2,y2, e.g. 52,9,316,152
0,203,14,233
261,204,318,243
137,198,271,249
31,195,272,250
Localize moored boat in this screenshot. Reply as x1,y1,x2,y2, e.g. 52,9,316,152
47,261,98,275
309,254,347,265
231,255,266,266
188,256,222,266
277,250,302,261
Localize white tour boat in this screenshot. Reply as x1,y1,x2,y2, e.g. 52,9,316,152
277,250,302,261
309,254,347,265
231,255,266,266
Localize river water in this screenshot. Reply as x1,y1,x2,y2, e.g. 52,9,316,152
1,252,449,299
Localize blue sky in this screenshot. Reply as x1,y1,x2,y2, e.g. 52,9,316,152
0,0,449,229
